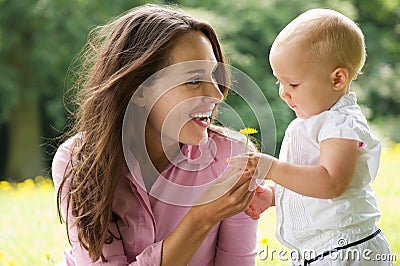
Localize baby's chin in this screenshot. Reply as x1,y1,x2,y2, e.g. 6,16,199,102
294,108,323,119
294,110,308,119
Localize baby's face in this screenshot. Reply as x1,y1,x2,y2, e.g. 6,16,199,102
269,43,342,119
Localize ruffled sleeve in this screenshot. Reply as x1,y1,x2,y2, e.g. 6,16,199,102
316,112,374,148
314,110,381,180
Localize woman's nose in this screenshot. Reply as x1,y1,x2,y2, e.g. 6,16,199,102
204,80,224,103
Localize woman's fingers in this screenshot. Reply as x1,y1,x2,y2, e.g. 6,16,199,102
239,188,256,211
229,153,257,170
229,153,275,180
226,154,249,166
217,164,253,189
196,154,260,217
196,170,256,223
196,171,240,205
229,176,255,208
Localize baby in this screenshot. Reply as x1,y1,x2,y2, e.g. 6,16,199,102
231,8,393,265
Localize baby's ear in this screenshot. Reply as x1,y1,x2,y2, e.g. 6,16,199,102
330,67,349,91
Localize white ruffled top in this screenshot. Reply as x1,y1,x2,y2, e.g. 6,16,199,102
275,92,381,254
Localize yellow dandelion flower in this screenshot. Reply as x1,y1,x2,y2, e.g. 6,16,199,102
41,182,54,191
260,237,269,245
45,252,52,260
16,178,35,192
34,176,54,191
45,252,55,263
0,181,12,191
240,127,258,153
240,127,258,135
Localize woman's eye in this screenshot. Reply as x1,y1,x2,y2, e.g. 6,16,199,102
211,70,217,81
187,76,201,85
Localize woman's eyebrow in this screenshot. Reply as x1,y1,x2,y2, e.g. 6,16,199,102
185,69,206,75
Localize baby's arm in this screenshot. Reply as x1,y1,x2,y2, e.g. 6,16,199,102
232,138,359,199
271,138,358,198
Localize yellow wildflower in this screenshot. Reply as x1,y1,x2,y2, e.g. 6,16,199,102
35,176,54,191
240,127,258,153
18,178,35,187
45,252,54,263
260,237,269,245
240,127,258,135
0,181,12,191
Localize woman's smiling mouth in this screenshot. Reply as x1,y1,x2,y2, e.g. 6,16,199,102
190,110,213,128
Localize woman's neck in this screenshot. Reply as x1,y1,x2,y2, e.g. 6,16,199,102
144,123,181,174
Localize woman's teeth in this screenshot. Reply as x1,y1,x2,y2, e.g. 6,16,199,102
190,111,212,119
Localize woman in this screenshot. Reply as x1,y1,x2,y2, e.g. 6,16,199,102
53,4,258,265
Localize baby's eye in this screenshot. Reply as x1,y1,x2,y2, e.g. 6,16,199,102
289,83,299,88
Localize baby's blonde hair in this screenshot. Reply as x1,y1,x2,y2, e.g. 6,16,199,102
272,8,366,81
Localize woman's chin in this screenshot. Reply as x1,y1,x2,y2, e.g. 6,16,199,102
180,132,208,146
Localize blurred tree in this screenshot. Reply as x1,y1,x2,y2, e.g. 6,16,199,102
0,0,45,181
353,0,400,118
0,0,149,181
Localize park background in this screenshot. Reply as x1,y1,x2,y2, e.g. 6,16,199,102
0,0,399,265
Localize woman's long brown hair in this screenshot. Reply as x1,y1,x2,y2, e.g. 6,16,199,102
57,4,229,262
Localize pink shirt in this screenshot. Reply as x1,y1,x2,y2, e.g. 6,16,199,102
52,130,258,265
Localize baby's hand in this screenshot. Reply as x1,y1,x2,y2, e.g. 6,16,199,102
229,152,275,183
245,185,274,220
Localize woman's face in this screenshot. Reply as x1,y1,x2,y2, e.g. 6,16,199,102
143,31,224,146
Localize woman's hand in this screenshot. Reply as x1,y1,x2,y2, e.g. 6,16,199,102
193,163,256,225
229,152,276,181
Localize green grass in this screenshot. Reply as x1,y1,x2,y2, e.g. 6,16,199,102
0,144,399,265
0,177,69,265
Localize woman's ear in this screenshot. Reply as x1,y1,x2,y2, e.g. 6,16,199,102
330,67,349,91
132,89,146,107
